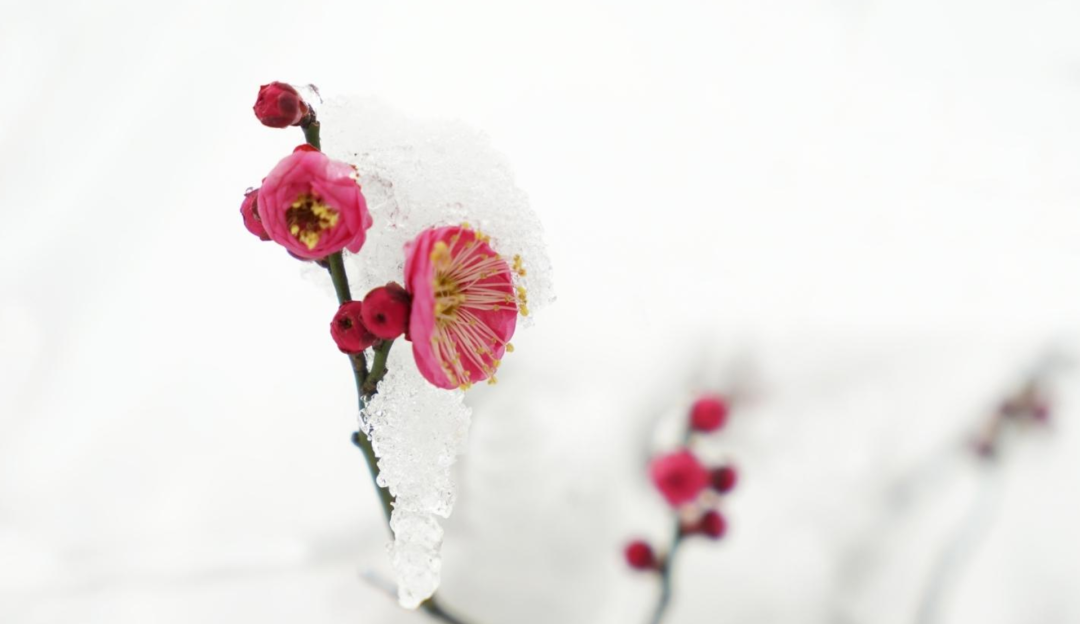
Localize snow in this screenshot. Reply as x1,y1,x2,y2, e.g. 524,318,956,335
318,96,555,323
361,347,471,607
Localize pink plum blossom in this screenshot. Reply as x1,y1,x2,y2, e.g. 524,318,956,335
256,150,372,259
404,225,521,389
650,450,709,507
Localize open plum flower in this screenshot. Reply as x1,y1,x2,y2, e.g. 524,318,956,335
650,449,710,507
404,225,522,389
257,150,372,259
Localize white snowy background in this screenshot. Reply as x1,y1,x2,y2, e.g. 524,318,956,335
2,1,1080,623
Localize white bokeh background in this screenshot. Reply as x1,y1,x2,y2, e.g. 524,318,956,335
2,1,1080,622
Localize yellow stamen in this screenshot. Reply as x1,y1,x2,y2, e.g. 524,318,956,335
430,240,452,269
286,194,339,250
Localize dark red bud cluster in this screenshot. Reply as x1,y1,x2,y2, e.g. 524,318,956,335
330,283,412,353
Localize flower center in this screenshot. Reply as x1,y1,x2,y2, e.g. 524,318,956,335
286,194,339,250
433,274,466,321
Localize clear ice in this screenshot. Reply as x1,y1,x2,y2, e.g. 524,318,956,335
361,346,468,608
318,97,554,608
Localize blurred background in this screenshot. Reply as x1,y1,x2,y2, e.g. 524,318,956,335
3,0,1080,622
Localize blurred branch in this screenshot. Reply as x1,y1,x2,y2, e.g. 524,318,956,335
421,599,472,624
826,353,1067,624
356,571,469,624
650,523,684,624
914,475,999,624
914,360,1061,624
649,416,698,624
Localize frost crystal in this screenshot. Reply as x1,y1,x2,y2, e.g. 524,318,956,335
319,97,552,608
360,347,471,608
319,97,555,320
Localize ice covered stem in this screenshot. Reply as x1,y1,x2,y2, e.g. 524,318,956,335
326,251,393,522
361,348,472,610
325,251,473,624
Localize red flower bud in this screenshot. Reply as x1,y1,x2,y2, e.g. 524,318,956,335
690,394,729,432
253,82,309,128
330,301,377,354
240,188,270,241
709,465,738,494
361,283,412,340
624,540,657,571
973,437,996,459
649,450,709,507
695,510,727,539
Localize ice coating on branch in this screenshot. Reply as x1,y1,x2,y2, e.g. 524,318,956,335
319,96,550,607
318,97,554,321
360,346,471,608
